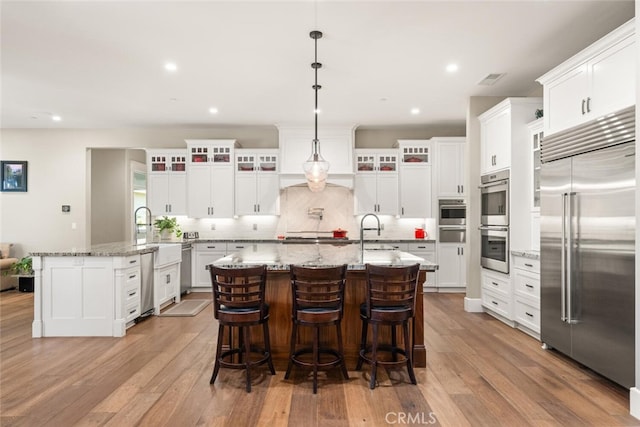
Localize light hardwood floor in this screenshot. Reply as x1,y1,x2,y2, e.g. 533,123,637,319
1,289,637,426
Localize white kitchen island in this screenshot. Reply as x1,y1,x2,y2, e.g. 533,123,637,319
30,242,181,338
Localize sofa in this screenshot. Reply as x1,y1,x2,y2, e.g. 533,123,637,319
1,243,18,291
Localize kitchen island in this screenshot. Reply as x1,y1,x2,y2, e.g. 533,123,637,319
212,243,437,368
30,241,182,338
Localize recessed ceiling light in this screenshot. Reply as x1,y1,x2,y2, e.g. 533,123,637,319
209,107,218,114
411,108,420,115
164,62,177,72
446,63,459,73
52,115,62,122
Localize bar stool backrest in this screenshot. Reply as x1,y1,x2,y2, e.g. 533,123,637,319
209,265,268,322
290,265,348,322
364,263,420,321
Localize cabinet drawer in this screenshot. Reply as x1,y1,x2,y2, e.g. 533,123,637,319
125,267,140,288
482,290,511,319
407,242,435,252
125,283,140,306
512,256,539,273
513,269,540,301
195,243,227,252
125,301,140,323
514,298,540,333
481,270,510,297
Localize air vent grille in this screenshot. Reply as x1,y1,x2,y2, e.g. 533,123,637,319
478,73,506,86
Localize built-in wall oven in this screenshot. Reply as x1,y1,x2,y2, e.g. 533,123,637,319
480,170,510,273
479,225,509,273
480,170,509,226
438,199,466,243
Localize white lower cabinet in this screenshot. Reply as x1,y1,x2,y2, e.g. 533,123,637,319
406,242,436,290
154,261,180,314
512,255,540,338
481,268,513,323
436,243,466,291
193,243,227,288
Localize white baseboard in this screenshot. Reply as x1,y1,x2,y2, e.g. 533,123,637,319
464,297,483,313
630,387,640,420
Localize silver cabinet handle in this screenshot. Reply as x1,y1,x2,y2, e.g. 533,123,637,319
525,263,533,267
586,97,591,113
561,192,567,321
166,274,171,284
526,284,534,289
581,99,586,115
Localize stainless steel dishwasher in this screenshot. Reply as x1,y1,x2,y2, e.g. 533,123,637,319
139,251,154,318
180,243,192,295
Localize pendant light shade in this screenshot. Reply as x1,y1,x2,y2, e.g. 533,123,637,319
303,30,329,192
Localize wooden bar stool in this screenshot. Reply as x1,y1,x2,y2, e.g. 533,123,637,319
356,263,420,389
285,264,349,393
209,265,275,392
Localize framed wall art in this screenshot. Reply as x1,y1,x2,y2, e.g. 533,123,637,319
1,161,28,192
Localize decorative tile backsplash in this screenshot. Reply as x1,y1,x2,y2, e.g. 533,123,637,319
175,184,436,240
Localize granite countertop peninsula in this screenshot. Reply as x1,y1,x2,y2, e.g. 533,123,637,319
211,243,438,271
188,238,436,244
29,241,181,257
511,249,540,260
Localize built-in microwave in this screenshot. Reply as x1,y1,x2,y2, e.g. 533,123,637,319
480,170,509,226
439,199,466,226
479,225,509,274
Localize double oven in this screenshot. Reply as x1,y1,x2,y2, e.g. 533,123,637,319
479,170,509,273
438,200,466,243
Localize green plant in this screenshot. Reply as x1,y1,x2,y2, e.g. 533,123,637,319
154,216,182,238
5,256,33,276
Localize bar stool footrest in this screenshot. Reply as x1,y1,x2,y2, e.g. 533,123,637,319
218,346,272,370
291,347,345,370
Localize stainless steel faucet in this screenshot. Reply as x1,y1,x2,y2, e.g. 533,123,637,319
134,206,152,244
360,213,381,259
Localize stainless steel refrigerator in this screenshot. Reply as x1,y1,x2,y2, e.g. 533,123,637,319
540,106,635,388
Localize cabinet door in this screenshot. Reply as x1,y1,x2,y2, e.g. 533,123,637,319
167,174,187,215
256,174,280,215
187,165,211,218
354,174,378,214
588,37,635,119
211,167,234,218
437,143,464,197
483,109,511,173
147,173,169,214
235,174,257,215
399,166,430,218
543,64,588,136
437,244,460,288
194,247,226,288
376,174,399,215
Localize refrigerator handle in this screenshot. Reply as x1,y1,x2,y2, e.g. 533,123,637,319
567,192,576,324
561,192,567,322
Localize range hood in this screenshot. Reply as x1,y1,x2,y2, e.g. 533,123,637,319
277,125,357,189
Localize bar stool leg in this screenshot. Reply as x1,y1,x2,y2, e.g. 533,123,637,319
210,323,225,384
263,320,276,375
284,323,297,380
336,323,349,380
369,323,379,390
404,321,416,385
312,326,319,394
391,325,398,362
243,326,252,392
356,318,368,371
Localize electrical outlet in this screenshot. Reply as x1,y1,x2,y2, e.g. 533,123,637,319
253,223,258,231
210,223,216,230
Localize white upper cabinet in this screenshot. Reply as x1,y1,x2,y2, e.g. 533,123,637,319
185,140,238,218
396,140,432,218
479,98,542,176
146,149,187,215
234,149,280,216
537,19,635,136
353,149,398,215
433,137,466,198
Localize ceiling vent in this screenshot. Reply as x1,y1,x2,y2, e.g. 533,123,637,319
478,73,506,86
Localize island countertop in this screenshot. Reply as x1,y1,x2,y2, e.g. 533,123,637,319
29,241,183,257
212,243,437,271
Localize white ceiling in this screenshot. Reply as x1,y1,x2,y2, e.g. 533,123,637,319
1,1,635,130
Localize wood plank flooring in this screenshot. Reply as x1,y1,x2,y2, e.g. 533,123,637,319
1,289,637,426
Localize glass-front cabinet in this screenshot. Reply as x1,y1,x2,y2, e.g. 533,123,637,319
528,119,543,211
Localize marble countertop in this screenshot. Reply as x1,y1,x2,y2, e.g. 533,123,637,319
30,238,436,257
30,241,179,257
511,249,540,260
211,243,438,271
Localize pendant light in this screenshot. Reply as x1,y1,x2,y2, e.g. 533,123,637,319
303,30,329,192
